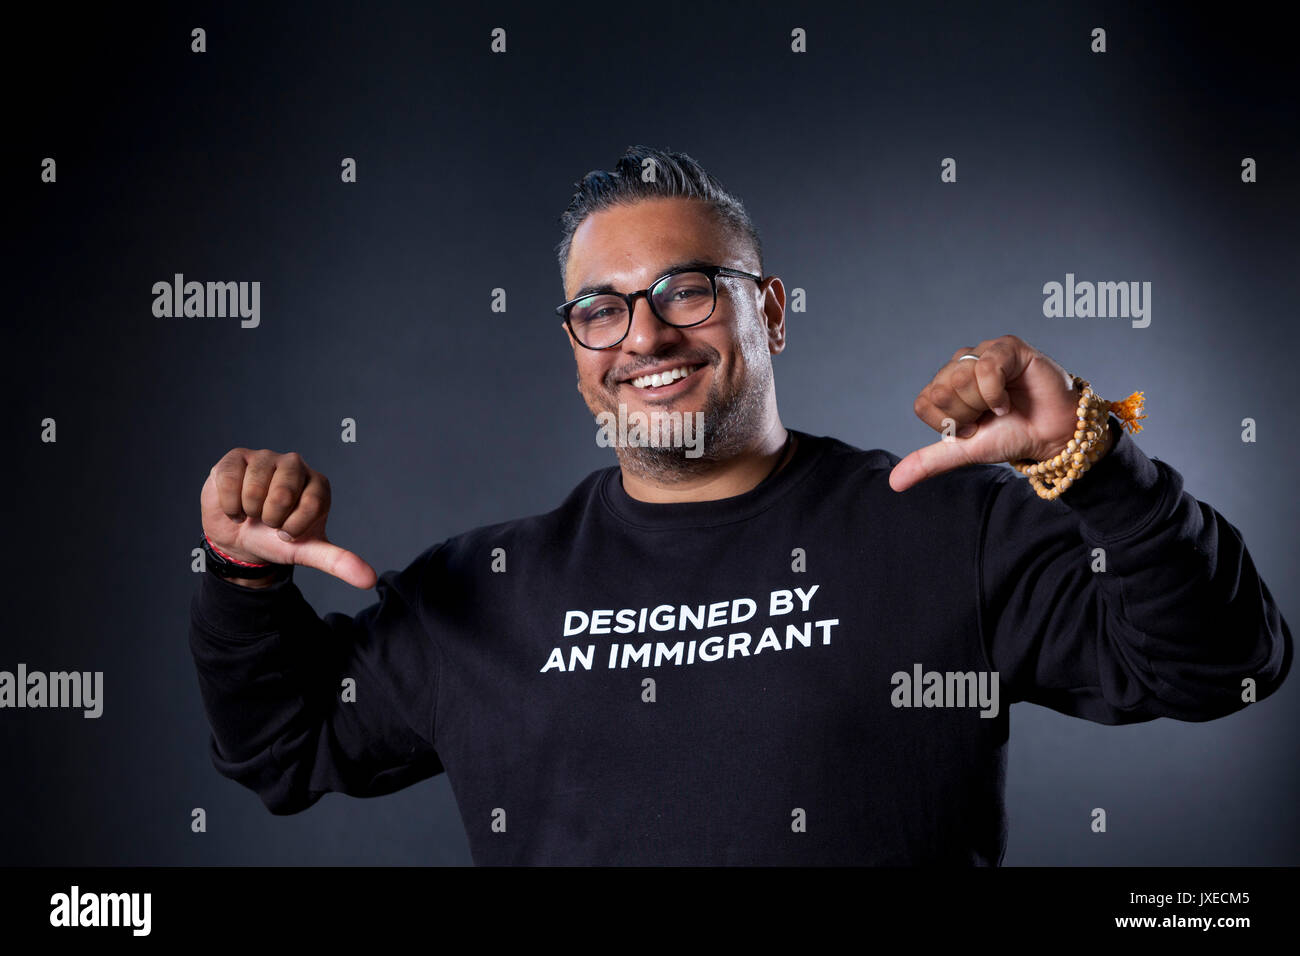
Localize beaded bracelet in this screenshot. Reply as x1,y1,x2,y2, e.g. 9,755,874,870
1009,375,1146,500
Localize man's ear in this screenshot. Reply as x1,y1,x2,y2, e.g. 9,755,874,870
561,320,578,353
762,276,787,355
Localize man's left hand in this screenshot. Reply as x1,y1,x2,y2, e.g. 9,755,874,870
888,334,1112,492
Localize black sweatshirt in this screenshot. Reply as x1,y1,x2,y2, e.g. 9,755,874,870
188,422,1291,865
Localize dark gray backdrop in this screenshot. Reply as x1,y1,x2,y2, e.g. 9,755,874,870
6,0,1296,865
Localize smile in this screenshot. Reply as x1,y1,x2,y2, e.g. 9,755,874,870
626,364,704,390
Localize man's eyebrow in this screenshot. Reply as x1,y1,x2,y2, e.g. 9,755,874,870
571,257,718,300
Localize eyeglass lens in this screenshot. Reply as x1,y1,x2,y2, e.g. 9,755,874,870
568,271,715,348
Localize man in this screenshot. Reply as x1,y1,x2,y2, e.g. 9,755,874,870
189,145,1291,865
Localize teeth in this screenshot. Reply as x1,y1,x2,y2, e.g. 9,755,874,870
630,364,700,389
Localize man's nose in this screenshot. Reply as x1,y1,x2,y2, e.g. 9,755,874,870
624,295,685,353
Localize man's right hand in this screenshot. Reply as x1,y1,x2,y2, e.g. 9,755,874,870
200,448,378,590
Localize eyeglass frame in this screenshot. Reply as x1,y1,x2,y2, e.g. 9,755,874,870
555,264,764,350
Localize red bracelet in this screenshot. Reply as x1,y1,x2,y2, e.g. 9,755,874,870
204,533,270,568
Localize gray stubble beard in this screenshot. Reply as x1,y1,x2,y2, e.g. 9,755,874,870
597,337,775,485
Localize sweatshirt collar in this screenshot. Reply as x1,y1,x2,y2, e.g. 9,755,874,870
598,429,827,530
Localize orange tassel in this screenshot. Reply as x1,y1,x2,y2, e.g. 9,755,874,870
1106,391,1147,434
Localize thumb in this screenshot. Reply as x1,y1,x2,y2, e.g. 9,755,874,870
888,436,980,492
290,537,379,590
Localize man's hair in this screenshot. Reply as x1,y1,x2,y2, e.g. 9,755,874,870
555,145,764,288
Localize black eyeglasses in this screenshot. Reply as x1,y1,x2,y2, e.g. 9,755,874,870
556,264,763,350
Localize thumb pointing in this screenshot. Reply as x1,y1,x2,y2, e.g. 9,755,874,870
291,538,379,589
888,437,977,492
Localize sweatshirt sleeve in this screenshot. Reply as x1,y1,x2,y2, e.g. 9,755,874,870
188,542,446,814
977,416,1292,724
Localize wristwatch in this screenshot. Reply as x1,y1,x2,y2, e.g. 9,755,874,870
200,533,289,580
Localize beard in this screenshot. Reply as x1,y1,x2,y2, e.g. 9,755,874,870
579,334,775,484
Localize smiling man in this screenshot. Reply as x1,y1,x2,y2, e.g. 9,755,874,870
188,145,1291,865
559,194,788,496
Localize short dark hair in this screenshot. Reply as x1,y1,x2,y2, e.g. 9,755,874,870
555,145,764,288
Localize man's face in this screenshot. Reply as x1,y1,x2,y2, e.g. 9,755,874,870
561,197,785,476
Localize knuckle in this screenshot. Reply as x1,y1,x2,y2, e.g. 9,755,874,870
300,488,326,509
292,505,321,530
298,498,327,523
265,486,297,510
242,477,269,500
284,494,314,519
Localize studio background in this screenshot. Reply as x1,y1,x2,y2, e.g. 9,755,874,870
6,0,1296,865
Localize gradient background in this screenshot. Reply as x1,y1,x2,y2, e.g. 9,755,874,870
5,0,1296,865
